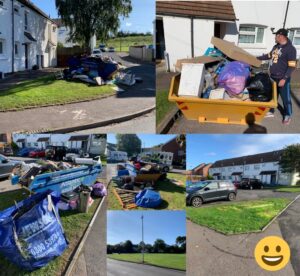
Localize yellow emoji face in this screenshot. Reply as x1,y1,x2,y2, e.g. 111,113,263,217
254,236,290,271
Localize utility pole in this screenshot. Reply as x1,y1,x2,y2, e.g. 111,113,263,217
12,0,15,73
141,214,144,264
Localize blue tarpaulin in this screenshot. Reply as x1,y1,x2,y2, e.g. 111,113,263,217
135,190,162,208
0,191,68,271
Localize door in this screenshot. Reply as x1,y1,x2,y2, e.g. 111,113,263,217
156,19,166,60
271,174,276,185
202,182,220,201
214,23,221,38
25,44,28,69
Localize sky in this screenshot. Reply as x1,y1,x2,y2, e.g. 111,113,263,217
187,134,300,170
107,134,177,148
107,211,186,245
31,0,155,33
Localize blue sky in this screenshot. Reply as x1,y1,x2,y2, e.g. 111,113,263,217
187,134,300,170
31,0,154,33
107,211,186,245
107,134,177,148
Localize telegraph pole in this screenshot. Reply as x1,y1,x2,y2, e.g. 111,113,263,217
141,214,144,264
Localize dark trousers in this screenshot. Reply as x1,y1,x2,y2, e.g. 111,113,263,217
271,78,292,117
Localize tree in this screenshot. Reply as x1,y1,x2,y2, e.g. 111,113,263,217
153,239,167,253
176,236,186,251
116,134,141,156
123,240,134,253
55,0,132,52
279,144,300,176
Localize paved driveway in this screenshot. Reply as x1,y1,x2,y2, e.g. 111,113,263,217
236,189,299,201
107,259,185,276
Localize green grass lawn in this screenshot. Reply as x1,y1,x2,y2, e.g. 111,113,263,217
0,75,115,111
100,35,152,52
0,189,102,275
168,173,186,187
108,173,185,210
156,90,177,126
108,253,186,271
275,186,300,193
187,198,290,234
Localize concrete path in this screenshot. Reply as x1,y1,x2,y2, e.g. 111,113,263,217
187,219,295,276
107,259,185,276
72,110,155,134
0,54,155,133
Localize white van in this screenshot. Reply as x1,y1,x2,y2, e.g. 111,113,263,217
139,151,173,172
108,150,128,162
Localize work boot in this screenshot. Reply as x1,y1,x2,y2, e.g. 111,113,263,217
283,116,291,125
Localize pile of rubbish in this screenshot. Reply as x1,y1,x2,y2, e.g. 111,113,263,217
177,37,273,102
59,55,138,87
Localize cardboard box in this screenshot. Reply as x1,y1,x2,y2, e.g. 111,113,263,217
175,56,222,72
211,37,262,67
178,63,205,97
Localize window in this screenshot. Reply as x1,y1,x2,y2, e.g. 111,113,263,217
238,25,265,44
14,5,19,15
14,43,18,56
0,1,4,8
254,164,260,170
25,12,28,30
0,40,3,54
288,29,300,45
53,26,56,32
245,165,249,171
206,182,218,190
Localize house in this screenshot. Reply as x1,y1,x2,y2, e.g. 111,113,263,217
12,134,106,155
209,150,300,186
190,163,212,178
0,0,57,74
53,18,97,49
161,136,186,167
156,0,300,71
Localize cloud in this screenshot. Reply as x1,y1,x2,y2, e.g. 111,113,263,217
125,22,132,27
206,152,217,156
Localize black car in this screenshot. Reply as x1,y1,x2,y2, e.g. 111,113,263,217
239,178,263,189
186,180,237,207
45,146,68,161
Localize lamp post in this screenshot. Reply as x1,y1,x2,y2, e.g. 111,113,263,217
141,214,144,264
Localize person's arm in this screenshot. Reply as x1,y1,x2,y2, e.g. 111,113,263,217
257,48,274,60
283,47,297,80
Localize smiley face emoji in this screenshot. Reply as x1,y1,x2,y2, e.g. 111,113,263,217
254,236,290,271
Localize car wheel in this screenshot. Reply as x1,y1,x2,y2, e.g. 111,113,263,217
163,166,169,173
191,196,203,207
250,185,253,190
228,193,236,201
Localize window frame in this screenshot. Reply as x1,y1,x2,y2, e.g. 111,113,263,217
288,28,300,46
238,25,266,45
14,5,20,15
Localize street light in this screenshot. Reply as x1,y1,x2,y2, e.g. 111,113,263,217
141,214,144,264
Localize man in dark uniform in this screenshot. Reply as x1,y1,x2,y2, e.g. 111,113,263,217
258,28,297,125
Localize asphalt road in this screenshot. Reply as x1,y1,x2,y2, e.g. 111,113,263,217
107,259,185,276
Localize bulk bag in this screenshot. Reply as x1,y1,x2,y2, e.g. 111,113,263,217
135,190,162,208
0,191,68,271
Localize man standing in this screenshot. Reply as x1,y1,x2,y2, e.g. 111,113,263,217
258,28,297,125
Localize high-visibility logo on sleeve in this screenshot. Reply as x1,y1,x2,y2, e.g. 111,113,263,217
288,61,297,67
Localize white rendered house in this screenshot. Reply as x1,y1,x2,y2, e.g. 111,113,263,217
0,0,57,74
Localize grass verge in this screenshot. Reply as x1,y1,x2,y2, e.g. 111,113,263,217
186,198,290,234
156,90,177,126
0,75,115,111
108,173,185,210
275,186,300,193
107,253,186,271
0,188,102,275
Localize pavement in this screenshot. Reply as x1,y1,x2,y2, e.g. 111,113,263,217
72,110,155,134
0,53,155,133
107,258,185,276
158,67,300,134
187,195,300,276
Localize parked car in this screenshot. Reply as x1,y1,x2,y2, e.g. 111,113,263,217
45,146,68,161
0,147,13,156
99,44,106,51
64,149,89,162
17,147,38,157
91,49,102,58
29,149,46,158
186,180,237,207
0,154,22,179
107,47,115,52
239,178,263,189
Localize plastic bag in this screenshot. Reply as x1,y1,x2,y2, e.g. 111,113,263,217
135,190,161,208
247,73,273,102
0,191,68,271
217,61,250,95
92,182,107,197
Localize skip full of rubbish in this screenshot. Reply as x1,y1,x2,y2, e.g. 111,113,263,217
111,161,166,209
176,37,273,103
59,55,140,87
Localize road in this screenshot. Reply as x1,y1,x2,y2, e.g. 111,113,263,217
107,259,185,276
72,110,155,134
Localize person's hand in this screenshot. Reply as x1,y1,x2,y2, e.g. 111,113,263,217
278,79,286,87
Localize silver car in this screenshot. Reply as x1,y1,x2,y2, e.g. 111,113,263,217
0,154,22,179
